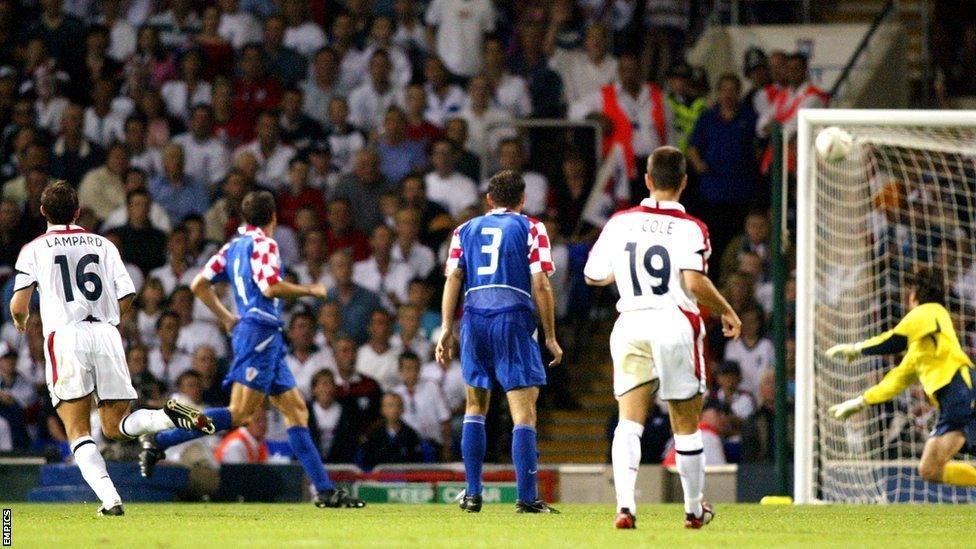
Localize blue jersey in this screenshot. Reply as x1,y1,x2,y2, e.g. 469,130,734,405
446,209,554,312
202,225,284,326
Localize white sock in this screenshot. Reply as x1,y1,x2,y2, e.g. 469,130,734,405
612,419,644,514
119,409,175,437
71,436,121,509
673,430,704,516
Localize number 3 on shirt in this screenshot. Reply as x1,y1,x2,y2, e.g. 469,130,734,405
477,227,503,276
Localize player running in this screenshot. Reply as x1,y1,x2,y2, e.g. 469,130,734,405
828,267,976,489
583,147,742,530
9,182,214,517
139,190,365,509
436,170,563,514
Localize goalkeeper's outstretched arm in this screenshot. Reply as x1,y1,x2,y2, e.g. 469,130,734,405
827,330,918,420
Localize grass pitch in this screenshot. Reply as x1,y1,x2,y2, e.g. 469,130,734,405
7,502,976,548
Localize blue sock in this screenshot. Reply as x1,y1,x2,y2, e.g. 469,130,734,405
155,407,233,449
512,424,538,502
287,426,334,492
462,415,486,496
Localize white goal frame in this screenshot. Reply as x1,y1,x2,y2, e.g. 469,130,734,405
794,109,976,504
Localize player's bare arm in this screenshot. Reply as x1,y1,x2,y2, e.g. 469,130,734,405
531,271,563,366
436,267,464,365
9,284,34,331
681,270,742,339
584,272,616,287
191,274,240,333
119,294,135,315
261,279,328,300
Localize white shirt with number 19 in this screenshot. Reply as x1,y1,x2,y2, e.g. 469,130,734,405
14,224,135,337
584,198,711,314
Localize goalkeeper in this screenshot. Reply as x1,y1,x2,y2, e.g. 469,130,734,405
828,267,976,488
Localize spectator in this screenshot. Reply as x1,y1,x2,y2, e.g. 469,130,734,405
169,285,228,359
16,169,48,239
400,175,453,248
127,345,166,410
360,17,413,89
459,75,513,161
332,149,396,234
136,89,178,151
720,211,772,283
293,229,333,289
97,0,137,63
0,201,23,268
332,335,383,430
130,25,177,90
306,142,339,194
100,169,173,233
148,228,199,295
122,117,162,178
148,0,202,50
234,110,297,191
173,105,231,191
377,107,427,185
482,37,532,118
640,0,689,84
113,189,168,274
354,225,415,308
0,343,32,450
324,96,366,174
425,0,495,79
723,307,774,401
402,84,442,148
262,15,307,87
492,138,548,217
392,304,432,360
422,57,465,127
286,312,337,399
711,361,757,426
424,138,478,218
28,0,87,77
148,311,193,387
441,118,480,182
314,301,343,352
307,369,360,462
392,351,450,456
279,88,323,151
277,157,327,228
83,78,126,148
757,52,828,173
324,198,371,261
741,370,793,462
665,63,709,152
194,6,235,78
687,73,759,268
50,103,104,187
204,168,250,242
303,48,341,128
326,251,383,344
215,412,269,464
356,309,401,391
281,0,327,58
233,44,283,128
742,47,776,122
549,23,618,105
161,50,213,123
218,0,262,51
331,14,366,93
149,143,211,223
78,143,129,222
191,345,226,406
359,392,424,469
392,207,436,279
348,50,401,134
509,22,565,118
3,139,49,208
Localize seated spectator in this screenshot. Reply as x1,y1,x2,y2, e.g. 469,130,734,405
0,343,31,450
442,118,481,182
307,369,359,462
711,361,756,428
741,370,793,462
348,50,401,134
546,151,594,239
279,88,323,151
359,392,423,469
204,169,250,242
400,175,453,248
233,111,297,191
101,169,174,233
0,200,25,268
422,57,465,127
332,335,382,432
459,75,513,161
282,0,327,58
112,189,168,274
194,6,235,78
148,311,193,387
148,0,201,50
353,225,414,308
161,50,213,122
171,369,207,409
392,304,432,360
326,250,383,344
392,207,436,279
392,352,450,458
720,210,771,284
314,301,343,352
215,412,269,464
83,79,126,148
3,140,48,209
218,0,262,50
491,138,548,217
127,345,166,410
549,23,618,105
723,306,774,401
262,15,307,87
286,312,337,399
233,44,283,128
191,345,227,406
360,17,413,89
278,158,327,228
306,142,340,194
482,37,532,118
14,315,46,389
169,286,228,359
182,214,219,266
303,48,341,128
377,107,427,185
136,89,179,150
79,143,130,222
149,228,200,295
356,310,401,391
424,138,478,218
150,143,210,224
407,279,442,339
14,169,47,241
50,103,103,187
403,84,442,148
122,117,162,178
324,96,366,174
332,149,396,234
173,105,230,191
293,229,334,292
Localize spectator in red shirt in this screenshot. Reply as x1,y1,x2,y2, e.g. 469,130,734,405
213,77,252,147
277,156,327,228
232,44,282,128
325,197,371,261
404,84,442,149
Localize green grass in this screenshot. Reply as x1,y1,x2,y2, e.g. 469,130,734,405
6,503,976,548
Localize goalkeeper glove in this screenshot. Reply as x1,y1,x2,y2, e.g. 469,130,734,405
825,343,861,362
829,395,867,420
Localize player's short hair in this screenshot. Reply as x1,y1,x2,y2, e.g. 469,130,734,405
241,190,276,227
648,147,686,191
40,180,78,225
486,170,525,208
908,266,945,305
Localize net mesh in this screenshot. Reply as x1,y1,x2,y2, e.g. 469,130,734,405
808,123,976,503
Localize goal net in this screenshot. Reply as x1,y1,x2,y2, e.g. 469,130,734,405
795,110,976,504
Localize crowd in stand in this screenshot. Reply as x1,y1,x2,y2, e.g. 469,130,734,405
0,0,817,469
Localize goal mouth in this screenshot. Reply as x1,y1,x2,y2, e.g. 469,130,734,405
795,109,976,504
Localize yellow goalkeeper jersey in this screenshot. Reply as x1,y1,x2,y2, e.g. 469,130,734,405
860,302,973,405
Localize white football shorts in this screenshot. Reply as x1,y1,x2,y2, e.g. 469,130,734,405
610,307,707,401
44,321,137,407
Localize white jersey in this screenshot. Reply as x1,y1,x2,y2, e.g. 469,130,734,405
584,198,710,314
14,224,135,337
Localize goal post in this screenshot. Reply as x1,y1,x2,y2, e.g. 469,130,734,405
795,109,976,504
